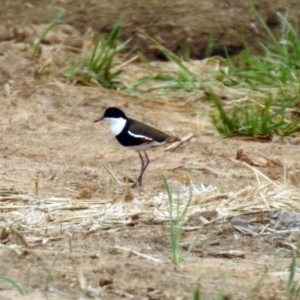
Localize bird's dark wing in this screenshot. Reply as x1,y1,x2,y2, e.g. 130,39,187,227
128,119,180,143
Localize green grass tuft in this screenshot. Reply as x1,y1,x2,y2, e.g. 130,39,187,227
162,176,194,266
219,11,300,104
210,91,300,138
130,49,200,92
31,10,66,56
65,22,130,89
209,9,300,139
286,250,300,299
192,286,201,300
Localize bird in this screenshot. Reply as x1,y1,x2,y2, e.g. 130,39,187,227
94,107,180,188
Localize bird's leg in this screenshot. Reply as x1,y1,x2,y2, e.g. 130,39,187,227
137,151,150,186
131,151,145,188
131,151,150,188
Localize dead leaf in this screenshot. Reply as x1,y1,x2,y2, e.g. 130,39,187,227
289,171,299,187
236,149,269,167
123,181,134,201
171,174,191,185
99,275,113,287
0,228,9,242
10,227,30,247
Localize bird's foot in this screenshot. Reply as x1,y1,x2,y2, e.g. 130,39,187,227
131,181,142,189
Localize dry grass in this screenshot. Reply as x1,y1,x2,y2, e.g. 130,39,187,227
2,162,299,242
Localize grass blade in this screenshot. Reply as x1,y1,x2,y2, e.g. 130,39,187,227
31,10,66,55
0,276,25,295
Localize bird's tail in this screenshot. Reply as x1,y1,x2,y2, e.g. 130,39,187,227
166,135,181,143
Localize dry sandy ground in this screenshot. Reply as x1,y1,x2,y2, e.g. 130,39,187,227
2,0,300,59
0,24,300,300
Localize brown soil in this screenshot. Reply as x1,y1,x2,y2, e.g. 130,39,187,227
1,0,300,59
0,2,300,300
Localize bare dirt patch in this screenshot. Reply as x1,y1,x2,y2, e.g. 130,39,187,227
0,3,300,300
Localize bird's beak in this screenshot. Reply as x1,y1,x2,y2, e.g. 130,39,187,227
94,116,104,123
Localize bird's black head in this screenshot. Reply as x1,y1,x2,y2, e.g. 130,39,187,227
94,107,127,122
